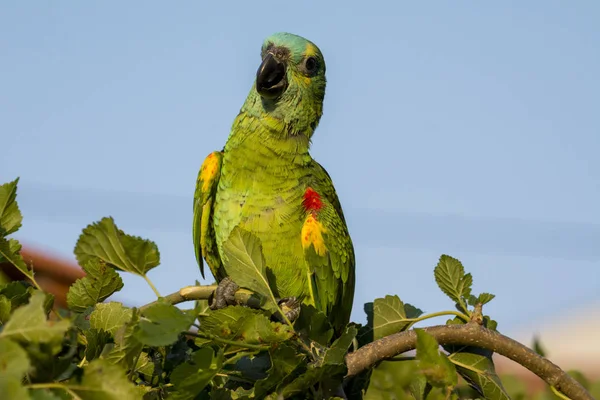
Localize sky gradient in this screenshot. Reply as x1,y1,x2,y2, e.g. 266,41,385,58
1,2,599,339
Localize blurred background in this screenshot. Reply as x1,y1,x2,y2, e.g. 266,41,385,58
1,1,598,387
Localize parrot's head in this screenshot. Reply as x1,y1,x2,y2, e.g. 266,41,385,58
252,32,326,138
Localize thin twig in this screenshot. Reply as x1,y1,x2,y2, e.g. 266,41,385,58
345,324,592,400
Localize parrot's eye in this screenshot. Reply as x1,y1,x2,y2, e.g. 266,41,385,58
304,57,318,75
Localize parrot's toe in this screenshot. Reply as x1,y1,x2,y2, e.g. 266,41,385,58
278,297,301,322
210,277,239,310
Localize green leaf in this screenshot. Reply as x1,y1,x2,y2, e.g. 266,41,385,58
0,378,30,400
468,293,496,307
70,359,143,400
358,296,423,344
67,259,124,312
170,347,223,400
89,302,133,336
199,305,292,346
0,238,35,282
29,389,64,400
280,326,356,397
74,217,160,276
0,338,31,400
222,227,279,312
255,344,305,397
0,295,11,324
364,360,421,400
294,304,333,346
0,337,30,379
0,281,33,310
373,295,422,340
0,178,22,236
0,291,71,343
434,255,472,312
85,329,111,361
415,329,457,389
134,300,195,346
447,347,510,399
102,309,143,370
323,325,357,365
477,293,495,305
134,352,155,377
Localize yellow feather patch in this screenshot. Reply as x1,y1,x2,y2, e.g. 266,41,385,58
200,152,219,191
305,43,317,57
301,214,328,256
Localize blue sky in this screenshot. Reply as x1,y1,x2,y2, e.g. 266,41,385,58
1,2,599,337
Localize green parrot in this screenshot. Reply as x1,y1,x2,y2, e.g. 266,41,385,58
193,32,355,333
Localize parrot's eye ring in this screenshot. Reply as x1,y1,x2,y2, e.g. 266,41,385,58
304,57,318,74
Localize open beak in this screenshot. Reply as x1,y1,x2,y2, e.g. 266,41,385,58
256,52,287,99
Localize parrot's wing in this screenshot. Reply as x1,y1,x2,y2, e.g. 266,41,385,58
302,161,355,332
193,151,224,280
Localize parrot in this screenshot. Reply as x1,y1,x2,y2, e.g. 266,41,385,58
193,32,355,333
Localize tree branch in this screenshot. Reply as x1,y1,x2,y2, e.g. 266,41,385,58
138,284,261,312
345,324,593,400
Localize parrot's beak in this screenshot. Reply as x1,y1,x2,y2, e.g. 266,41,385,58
256,52,287,99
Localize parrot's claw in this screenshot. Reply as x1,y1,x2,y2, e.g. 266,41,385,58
277,297,301,322
210,277,239,310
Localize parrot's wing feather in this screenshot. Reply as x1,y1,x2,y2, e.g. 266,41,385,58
193,151,224,279
302,161,355,332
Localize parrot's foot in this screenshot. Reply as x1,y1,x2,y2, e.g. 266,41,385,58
277,297,301,322
210,277,239,310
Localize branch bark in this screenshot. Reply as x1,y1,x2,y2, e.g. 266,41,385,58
345,324,593,400
138,284,260,312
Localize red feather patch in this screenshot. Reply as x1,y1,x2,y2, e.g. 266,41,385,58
303,187,323,212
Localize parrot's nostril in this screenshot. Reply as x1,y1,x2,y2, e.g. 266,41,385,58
256,53,287,99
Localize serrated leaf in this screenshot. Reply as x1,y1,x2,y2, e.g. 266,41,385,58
70,359,143,400
67,259,124,312
255,344,305,397
469,293,496,306
477,293,495,305
294,304,333,346
0,292,71,343
0,178,22,236
74,217,160,276
0,238,35,282
89,302,132,336
447,348,510,399
415,329,457,389
134,300,195,346
222,227,279,312
170,347,223,400
0,295,10,324
434,255,472,312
